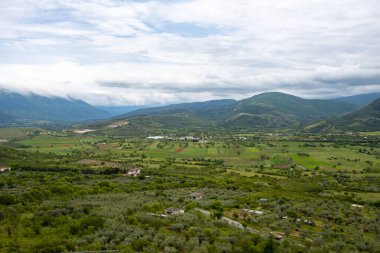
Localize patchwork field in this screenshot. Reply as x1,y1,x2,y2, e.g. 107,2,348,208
0,130,378,252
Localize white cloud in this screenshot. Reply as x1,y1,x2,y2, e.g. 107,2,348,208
0,0,379,105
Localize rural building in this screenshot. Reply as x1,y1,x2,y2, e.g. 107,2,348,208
179,136,200,142
351,204,364,208
189,192,203,200
303,219,314,225
271,232,284,240
0,167,11,173
242,209,264,215
165,207,184,215
147,135,165,140
125,169,141,177
73,129,95,134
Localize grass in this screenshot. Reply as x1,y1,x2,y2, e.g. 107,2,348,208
227,169,287,179
12,136,380,177
17,134,101,154
0,128,42,139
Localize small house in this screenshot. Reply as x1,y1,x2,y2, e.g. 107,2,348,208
189,192,203,200
0,167,11,173
272,233,283,240
125,169,141,177
242,209,264,215
165,207,184,215
179,136,200,142
147,136,165,140
303,219,314,226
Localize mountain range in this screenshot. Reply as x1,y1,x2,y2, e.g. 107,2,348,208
1,90,379,131
107,92,380,132
0,91,110,123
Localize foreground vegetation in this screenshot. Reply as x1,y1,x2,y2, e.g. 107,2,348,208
0,128,379,252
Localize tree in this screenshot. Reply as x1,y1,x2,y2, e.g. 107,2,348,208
263,236,275,253
211,201,224,219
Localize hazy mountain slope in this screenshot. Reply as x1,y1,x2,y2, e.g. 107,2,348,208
117,99,238,121
96,106,146,116
306,98,380,131
0,111,14,123
0,91,110,122
330,98,380,131
331,92,380,107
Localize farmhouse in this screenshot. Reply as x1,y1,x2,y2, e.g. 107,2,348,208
125,168,141,177
0,167,11,173
147,135,165,140
271,232,284,240
165,207,184,215
189,192,203,200
73,129,95,134
242,209,264,215
179,136,200,142
303,219,314,226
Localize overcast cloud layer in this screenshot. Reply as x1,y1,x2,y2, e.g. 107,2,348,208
0,0,379,105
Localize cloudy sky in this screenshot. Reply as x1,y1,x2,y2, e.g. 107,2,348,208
1,0,379,105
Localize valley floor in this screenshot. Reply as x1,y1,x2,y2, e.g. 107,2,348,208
0,129,379,252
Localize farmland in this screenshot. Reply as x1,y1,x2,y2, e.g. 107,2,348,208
0,130,379,252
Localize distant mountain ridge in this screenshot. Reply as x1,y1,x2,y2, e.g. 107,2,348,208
108,92,360,131
331,92,380,107
2,90,379,130
96,106,146,116
326,98,380,131
0,91,110,123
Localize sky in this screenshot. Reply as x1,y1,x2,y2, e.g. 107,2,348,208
0,0,379,106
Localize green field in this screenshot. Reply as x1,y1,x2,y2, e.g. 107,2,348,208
0,130,378,252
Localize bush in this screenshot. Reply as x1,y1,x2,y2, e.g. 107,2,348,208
81,215,105,230
0,194,18,205
131,238,149,251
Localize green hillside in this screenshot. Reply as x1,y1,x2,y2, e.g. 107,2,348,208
331,98,380,131
105,92,357,131
236,92,356,121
